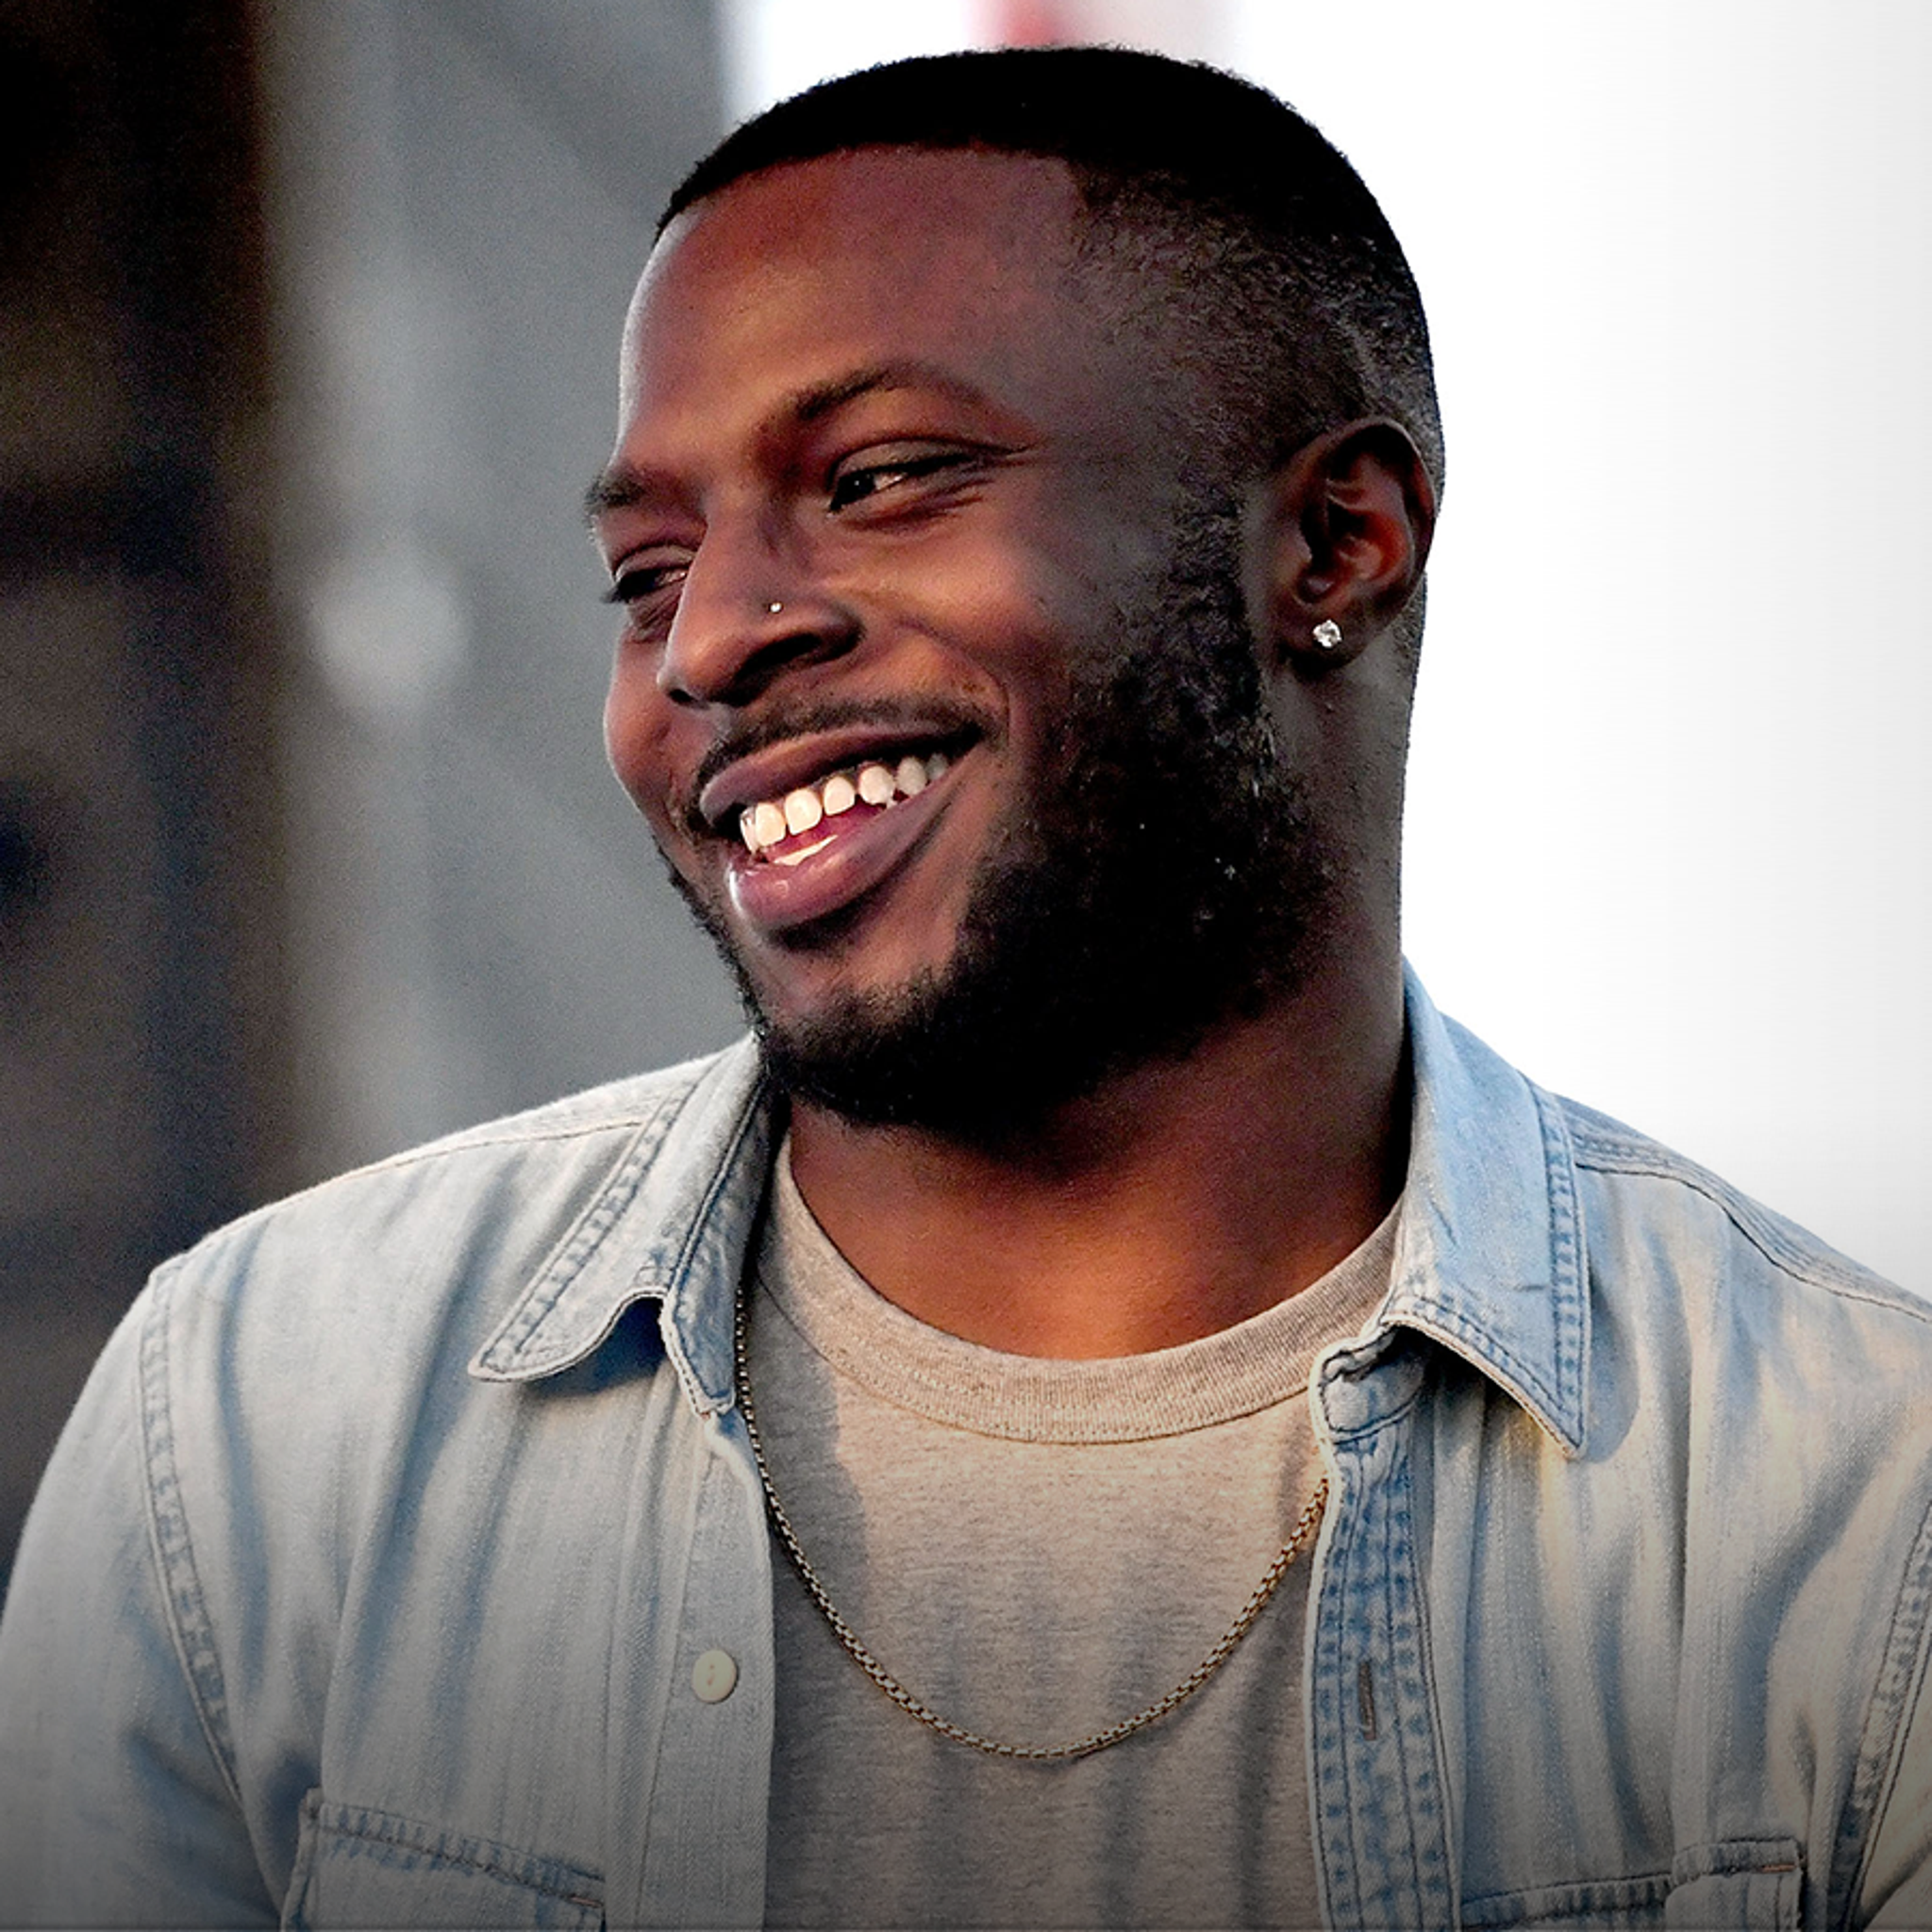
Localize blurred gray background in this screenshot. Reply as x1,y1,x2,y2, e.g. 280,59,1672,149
0,0,745,1592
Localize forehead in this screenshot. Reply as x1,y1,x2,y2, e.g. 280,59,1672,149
619,149,1106,429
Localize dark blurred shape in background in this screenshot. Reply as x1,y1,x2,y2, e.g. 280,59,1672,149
0,0,741,1593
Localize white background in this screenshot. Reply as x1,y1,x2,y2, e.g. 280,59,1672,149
723,0,1932,1289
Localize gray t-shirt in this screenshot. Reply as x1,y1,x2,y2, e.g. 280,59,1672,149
752,1150,1397,1930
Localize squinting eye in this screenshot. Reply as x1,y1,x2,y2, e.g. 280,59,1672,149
826,468,891,511
602,558,689,608
826,450,973,514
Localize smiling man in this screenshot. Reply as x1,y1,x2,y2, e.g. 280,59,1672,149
4,45,1932,1932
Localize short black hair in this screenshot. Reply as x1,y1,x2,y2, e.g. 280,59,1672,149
660,46,1442,495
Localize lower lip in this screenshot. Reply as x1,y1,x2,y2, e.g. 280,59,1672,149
724,764,958,936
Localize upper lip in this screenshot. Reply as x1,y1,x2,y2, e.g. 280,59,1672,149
693,720,980,836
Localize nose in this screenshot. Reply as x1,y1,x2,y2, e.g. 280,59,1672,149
657,528,859,709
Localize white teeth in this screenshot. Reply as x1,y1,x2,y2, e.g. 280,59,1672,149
740,749,958,854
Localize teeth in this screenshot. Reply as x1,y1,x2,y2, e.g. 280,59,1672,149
739,748,958,855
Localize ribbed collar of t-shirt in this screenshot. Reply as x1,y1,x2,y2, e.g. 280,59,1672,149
755,1142,1399,1445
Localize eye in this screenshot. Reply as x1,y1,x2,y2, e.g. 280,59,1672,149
601,554,691,611
825,445,980,514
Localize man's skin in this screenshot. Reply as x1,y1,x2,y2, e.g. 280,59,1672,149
592,148,1436,1357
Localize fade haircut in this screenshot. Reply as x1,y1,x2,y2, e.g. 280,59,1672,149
660,46,1443,507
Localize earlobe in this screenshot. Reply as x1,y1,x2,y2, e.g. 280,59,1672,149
1253,419,1436,671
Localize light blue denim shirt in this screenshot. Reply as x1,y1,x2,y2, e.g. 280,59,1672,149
4,974,1931,1928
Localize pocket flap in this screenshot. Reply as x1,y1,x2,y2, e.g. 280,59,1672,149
282,1790,604,1929
1664,1838,1804,1929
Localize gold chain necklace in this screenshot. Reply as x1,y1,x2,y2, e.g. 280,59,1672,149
733,1283,1330,1763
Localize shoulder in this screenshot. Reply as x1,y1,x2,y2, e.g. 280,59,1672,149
1556,1096,1932,1904
168,1044,753,1298
1545,1091,1932,1516
142,1040,765,1415
1555,1091,1927,1332
221,1045,743,1230
120,1036,768,1645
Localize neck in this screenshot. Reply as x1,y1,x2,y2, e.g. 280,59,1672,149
784,958,1408,1357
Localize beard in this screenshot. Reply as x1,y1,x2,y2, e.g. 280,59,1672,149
687,496,1337,1142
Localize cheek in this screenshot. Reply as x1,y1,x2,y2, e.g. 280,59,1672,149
603,658,683,843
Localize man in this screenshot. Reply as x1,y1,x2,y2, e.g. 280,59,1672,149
3,44,1929,1930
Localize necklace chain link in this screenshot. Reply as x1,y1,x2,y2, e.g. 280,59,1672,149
734,1283,1330,1763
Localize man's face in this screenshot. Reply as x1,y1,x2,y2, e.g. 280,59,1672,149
596,150,1330,1131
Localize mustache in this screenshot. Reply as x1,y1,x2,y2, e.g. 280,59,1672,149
683,694,1003,830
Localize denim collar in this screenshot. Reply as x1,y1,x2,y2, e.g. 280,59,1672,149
1380,966,1589,1455
472,971,1590,1455
470,1040,774,1412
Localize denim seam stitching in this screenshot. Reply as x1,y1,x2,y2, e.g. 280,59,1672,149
1533,1080,1587,1407
314,1802,601,1905
349,1113,665,1174
1566,1132,1923,1311
1406,1444,1458,1918
137,1265,243,1808
661,1075,774,1414
191,1110,675,1267
1380,1450,1427,1926
1316,1466,1362,1931
1830,1491,1932,1929
1391,1305,1573,1448
1461,1869,1671,1924
1672,1837,1803,1878
1310,1411,1432,1929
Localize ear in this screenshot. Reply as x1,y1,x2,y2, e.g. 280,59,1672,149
1248,419,1437,672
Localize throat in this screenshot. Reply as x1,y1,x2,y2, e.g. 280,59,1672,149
783,992,1410,1358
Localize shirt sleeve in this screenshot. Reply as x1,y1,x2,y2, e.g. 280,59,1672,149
0,1282,277,1927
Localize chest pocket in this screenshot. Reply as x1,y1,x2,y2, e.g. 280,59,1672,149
1465,1838,1805,1930
282,1792,604,1930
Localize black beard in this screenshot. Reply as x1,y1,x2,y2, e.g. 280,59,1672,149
685,500,1336,1142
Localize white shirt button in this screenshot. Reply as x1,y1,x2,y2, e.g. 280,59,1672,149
691,1648,739,1703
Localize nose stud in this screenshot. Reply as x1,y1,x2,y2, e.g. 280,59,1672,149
766,601,784,615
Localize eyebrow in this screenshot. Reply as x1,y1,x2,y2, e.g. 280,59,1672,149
582,465,658,526
581,360,1001,528
790,359,992,423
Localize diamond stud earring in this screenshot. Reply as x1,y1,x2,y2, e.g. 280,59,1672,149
1313,620,1341,651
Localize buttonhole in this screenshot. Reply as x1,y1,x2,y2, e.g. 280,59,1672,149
1357,1658,1378,1740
